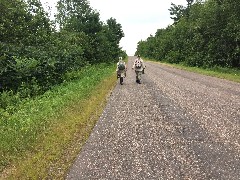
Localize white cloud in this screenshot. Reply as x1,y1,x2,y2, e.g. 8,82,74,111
40,0,187,55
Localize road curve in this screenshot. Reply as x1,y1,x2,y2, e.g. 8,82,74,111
66,56,240,180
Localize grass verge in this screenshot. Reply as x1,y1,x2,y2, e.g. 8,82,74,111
145,59,240,83
1,63,117,179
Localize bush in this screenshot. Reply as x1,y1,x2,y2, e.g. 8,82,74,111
165,50,182,64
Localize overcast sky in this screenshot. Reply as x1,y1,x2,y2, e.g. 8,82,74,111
41,0,187,55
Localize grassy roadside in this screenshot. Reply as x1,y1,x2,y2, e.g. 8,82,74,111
145,59,240,83
1,63,117,179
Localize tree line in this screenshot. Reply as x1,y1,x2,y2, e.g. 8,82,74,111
136,0,240,69
0,0,126,100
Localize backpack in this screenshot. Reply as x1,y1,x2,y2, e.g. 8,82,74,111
118,62,125,70
135,59,142,68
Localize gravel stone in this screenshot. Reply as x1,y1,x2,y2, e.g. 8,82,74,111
66,56,240,180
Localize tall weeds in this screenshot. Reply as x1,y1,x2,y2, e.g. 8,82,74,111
0,63,115,173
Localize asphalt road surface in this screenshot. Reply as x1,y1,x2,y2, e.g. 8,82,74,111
66,56,240,180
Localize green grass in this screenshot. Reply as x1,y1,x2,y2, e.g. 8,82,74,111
0,63,117,179
145,58,240,83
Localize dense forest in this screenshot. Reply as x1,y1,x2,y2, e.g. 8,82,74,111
136,0,240,69
0,0,126,102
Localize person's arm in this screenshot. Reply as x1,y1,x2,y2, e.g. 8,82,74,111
141,59,145,69
116,62,119,71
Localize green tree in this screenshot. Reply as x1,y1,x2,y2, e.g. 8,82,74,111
0,0,126,97
136,0,240,68
168,3,186,23
56,0,102,34
169,0,195,23
105,18,124,60
0,0,29,44
56,0,125,64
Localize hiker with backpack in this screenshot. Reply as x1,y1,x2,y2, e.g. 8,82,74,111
132,55,145,84
116,57,127,85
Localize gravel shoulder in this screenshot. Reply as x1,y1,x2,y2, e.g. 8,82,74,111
66,56,240,180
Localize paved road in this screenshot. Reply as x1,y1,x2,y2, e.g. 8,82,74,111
66,56,240,180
